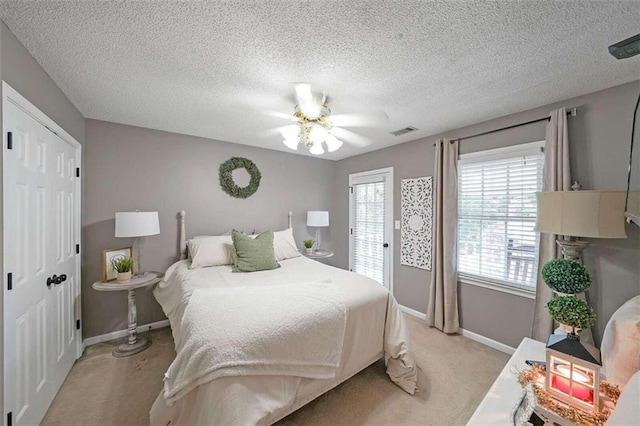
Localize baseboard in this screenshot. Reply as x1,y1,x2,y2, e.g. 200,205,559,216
460,328,515,355
83,319,170,348
399,305,427,320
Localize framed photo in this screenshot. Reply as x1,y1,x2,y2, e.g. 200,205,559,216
102,247,133,282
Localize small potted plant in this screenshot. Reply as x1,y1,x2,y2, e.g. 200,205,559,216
112,257,133,282
302,239,315,255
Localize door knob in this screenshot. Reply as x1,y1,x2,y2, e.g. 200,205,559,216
46,277,54,288
383,243,389,248
52,274,66,285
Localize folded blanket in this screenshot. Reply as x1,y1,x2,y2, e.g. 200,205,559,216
163,281,347,404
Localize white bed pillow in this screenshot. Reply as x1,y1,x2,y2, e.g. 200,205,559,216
600,295,640,390
606,370,640,425
188,236,235,269
273,228,301,261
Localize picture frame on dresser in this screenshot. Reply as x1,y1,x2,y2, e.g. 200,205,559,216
102,246,134,282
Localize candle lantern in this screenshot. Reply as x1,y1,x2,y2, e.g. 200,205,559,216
545,333,601,412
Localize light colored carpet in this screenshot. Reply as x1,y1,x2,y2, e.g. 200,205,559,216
42,315,509,425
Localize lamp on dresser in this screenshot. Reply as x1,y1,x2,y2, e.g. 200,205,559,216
115,211,160,277
306,211,329,252
535,190,628,262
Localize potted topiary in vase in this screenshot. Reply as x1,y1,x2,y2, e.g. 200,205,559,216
112,257,133,282
302,239,315,255
542,258,594,336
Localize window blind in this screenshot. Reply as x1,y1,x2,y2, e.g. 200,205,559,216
351,181,385,284
458,143,544,289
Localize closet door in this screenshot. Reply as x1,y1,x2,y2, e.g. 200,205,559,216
3,101,56,426
48,129,80,396
3,90,81,426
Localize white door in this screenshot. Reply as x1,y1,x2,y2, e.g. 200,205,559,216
349,167,393,291
3,84,81,426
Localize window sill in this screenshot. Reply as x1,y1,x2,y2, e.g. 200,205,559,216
458,274,536,300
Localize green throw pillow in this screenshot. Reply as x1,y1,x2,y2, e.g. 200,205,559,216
231,229,280,272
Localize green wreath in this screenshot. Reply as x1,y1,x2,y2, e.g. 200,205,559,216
219,157,261,199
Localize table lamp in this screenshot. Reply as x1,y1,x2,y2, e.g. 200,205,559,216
307,211,329,251
535,190,627,261
115,211,160,277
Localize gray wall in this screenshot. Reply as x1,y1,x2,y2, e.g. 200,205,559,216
333,80,640,348
82,120,336,338
0,18,85,416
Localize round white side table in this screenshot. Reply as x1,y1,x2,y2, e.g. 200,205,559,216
92,271,163,357
303,250,334,260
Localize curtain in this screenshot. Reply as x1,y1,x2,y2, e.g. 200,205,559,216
426,138,459,334
531,108,594,344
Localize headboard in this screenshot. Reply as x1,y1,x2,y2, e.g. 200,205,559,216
178,210,294,260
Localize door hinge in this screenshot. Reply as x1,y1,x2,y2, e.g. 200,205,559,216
7,131,13,150
7,273,12,291
349,186,353,194
76,167,80,178
7,411,12,426
76,319,81,330
76,244,80,254
350,228,353,235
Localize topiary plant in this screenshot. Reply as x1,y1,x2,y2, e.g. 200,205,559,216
541,258,592,294
547,295,596,331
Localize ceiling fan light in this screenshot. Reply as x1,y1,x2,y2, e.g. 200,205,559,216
325,134,343,152
283,138,299,150
281,125,299,140
309,143,324,155
309,124,328,144
300,103,322,120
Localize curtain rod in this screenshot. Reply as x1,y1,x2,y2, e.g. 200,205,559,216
433,107,577,146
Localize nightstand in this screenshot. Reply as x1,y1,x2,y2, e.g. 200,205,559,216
92,271,164,357
303,250,334,260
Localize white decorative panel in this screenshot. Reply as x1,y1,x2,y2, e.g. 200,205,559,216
67,157,74,181
56,287,64,361
66,192,73,259
67,278,74,344
57,152,64,177
15,128,28,166
36,137,46,172
16,183,29,286
56,190,64,263
36,300,47,392
400,176,433,270
16,313,29,420
35,187,46,274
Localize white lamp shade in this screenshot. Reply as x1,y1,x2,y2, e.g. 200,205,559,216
115,211,160,237
535,191,627,239
307,211,329,227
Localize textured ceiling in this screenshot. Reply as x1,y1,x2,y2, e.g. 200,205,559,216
0,1,639,160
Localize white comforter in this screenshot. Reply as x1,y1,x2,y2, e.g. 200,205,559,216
152,256,417,425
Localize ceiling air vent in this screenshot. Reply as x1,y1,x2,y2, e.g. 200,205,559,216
390,126,418,137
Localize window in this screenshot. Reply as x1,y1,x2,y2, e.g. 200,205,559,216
457,141,544,293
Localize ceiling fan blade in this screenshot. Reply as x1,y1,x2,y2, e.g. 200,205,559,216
262,125,296,137
331,111,390,128
263,110,295,121
331,127,372,148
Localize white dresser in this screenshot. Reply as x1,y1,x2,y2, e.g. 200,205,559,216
467,337,546,425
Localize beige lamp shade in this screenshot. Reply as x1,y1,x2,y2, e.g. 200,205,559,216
535,191,627,239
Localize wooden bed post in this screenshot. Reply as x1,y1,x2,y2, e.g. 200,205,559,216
179,210,187,260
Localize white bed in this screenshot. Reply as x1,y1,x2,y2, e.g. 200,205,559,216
149,212,417,425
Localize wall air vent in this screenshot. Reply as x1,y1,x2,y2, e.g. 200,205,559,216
390,126,418,137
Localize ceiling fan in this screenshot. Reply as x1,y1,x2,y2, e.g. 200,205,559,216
272,83,389,155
